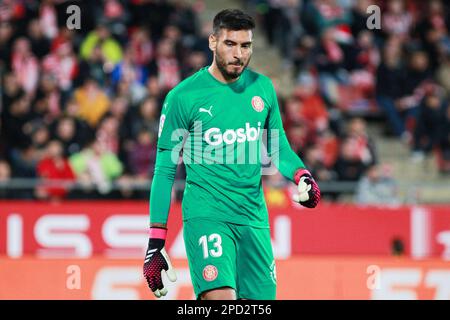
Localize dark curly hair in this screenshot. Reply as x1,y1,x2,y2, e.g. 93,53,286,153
212,9,255,35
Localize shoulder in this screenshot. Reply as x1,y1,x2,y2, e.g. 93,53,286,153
163,70,208,118
167,68,208,101
245,68,274,88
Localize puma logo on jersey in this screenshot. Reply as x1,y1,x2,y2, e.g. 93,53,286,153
199,106,213,117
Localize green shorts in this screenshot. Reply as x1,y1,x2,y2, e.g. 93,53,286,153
183,218,276,300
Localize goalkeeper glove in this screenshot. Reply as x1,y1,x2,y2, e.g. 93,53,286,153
143,227,177,298
292,168,321,208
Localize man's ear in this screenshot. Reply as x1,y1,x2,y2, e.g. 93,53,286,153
208,34,217,52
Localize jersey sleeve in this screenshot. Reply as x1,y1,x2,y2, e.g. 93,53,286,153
149,148,177,225
157,90,192,151
150,90,191,226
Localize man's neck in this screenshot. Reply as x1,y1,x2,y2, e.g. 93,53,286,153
208,63,240,84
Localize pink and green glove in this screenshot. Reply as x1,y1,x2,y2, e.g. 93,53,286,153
292,169,321,208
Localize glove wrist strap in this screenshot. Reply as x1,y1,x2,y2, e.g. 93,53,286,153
149,227,167,240
294,168,311,184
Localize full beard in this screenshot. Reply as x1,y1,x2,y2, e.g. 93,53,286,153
215,53,250,81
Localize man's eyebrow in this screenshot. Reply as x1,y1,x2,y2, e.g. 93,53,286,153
223,39,253,45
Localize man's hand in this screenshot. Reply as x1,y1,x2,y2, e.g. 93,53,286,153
143,227,177,298
292,169,321,208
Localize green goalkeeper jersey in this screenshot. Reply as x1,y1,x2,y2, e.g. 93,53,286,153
153,66,304,228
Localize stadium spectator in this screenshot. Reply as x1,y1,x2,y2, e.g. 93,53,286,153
315,27,349,107
292,73,329,136
148,38,181,93
412,84,447,161
346,117,377,166
3,93,34,150
100,0,130,42
33,73,63,123
129,27,154,66
51,116,86,157
128,96,160,141
77,44,109,87
345,30,380,95
9,143,41,181
69,139,123,195
334,137,370,181
35,140,76,200
291,35,316,76
27,19,50,60
11,37,39,95
111,47,148,102
73,78,110,128
42,41,78,94
303,144,336,182
334,118,376,181
302,0,352,39
1,73,26,150
286,122,308,156
108,96,132,149
355,164,400,205
39,0,58,40
96,115,120,155
127,129,157,179
314,127,340,170
26,121,50,159
80,22,123,68
381,0,413,41
350,0,373,37
376,37,408,138
415,0,450,71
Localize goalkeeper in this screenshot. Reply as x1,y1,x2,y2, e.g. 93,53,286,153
143,9,320,300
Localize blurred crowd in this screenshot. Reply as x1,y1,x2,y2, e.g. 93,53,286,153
0,0,210,200
0,0,449,204
250,0,450,203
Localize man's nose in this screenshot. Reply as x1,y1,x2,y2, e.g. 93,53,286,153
233,46,243,59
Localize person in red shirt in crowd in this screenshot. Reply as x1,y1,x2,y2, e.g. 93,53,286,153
129,26,154,66
36,140,75,200
293,73,329,135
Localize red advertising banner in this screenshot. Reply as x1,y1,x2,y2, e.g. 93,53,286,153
0,201,449,258
1,256,449,300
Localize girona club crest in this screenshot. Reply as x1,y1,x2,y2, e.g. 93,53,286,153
203,265,218,282
251,96,264,112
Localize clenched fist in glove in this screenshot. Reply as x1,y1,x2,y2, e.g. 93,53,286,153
143,227,177,298
292,168,321,208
